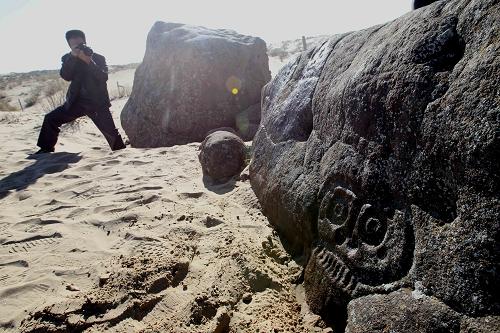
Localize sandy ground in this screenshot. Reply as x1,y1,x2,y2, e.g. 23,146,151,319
0,96,329,332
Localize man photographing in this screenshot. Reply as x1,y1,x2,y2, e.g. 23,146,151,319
36,29,126,154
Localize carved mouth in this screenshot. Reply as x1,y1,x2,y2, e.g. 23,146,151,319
313,245,356,292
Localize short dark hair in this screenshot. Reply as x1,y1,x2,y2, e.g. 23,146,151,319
65,30,86,43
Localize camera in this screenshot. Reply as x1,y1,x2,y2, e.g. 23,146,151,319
76,43,93,56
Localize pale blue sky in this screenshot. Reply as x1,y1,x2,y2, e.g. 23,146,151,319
0,0,412,74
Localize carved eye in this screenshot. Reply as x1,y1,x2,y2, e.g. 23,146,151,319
320,187,357,226
358,204,387,246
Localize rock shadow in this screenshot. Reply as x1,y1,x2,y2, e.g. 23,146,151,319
202,175,237,194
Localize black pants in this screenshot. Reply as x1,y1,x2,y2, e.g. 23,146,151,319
37,103,126,152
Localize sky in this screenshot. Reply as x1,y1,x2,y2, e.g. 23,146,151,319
0,0,412,74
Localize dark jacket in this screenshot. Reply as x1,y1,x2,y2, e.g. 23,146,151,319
60,52,111,110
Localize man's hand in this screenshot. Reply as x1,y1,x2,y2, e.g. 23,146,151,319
78,52,92,64
70,45,91,64
70,47,81,58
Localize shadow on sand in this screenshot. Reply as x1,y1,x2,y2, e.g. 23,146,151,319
0,152,82,200
202,175,237,194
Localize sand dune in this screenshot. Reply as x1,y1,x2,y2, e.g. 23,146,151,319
0,98,327,332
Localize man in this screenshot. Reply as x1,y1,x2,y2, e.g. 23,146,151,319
36,29,126,154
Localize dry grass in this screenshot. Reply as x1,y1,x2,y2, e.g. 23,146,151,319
0,101,18,112
41,80,68,113
40,80,82,132
25,86,42,108
268,47,290,61
61,117,85,133
0,94,18,111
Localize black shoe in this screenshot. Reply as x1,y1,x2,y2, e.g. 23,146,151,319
111,139,127,151
35,148,53,154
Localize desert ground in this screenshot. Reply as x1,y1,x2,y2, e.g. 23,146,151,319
0,54,332,332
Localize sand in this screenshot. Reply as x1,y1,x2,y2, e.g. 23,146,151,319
0,95,329,332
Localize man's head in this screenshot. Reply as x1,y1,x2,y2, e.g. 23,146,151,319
65,29,86,50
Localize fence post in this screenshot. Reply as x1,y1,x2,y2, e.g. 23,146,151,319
302,36,307,51
117,81,126,98
18,98,24,112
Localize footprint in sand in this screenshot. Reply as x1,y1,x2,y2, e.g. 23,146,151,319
115,186,163,195
32,283,51,292
158,150,174,156
0,233,62,255
15,219,62,234
48,153,82,164
66,207,87,219
42,199,65,206
102,159,121,166
0,260,29,268
16,218,63,233
129,194,161,207
104,206,128,214
124,160,153,166
93,205,120,214
153,288,193,318
0,282,51,298
15,191,32,201
167,175,188,183
110,239,127,250
0,260,29,286
0,222,9,235
56,180,93,192
17,218,63,226
73,162,101,172
178,192,205,199
61,174,80,179
40,163,70,174
132,240,170,258
0,272,23,283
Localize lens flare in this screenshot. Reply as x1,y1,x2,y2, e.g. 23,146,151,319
236,111,249,134
226,75,242,96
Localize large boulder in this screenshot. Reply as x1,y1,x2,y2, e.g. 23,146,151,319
199,130,247,182
121,22,271,147
250,0,499,331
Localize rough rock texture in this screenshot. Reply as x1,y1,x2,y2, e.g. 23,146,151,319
345,289,462,332
346,289,500,333
121,22,271,147
199,130,247,182
250,0,499,331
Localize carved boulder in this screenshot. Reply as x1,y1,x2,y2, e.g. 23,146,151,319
250,0,499,330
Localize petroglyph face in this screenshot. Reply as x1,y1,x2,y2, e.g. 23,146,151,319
305,186,413,309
